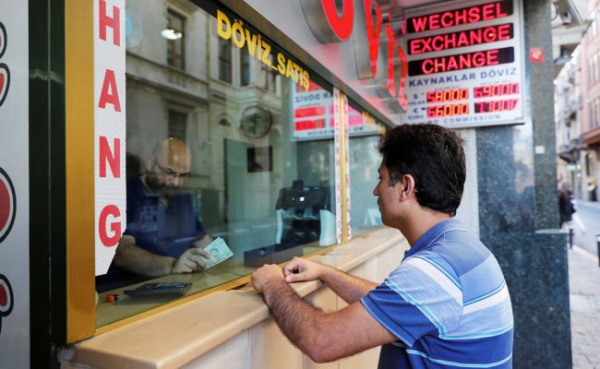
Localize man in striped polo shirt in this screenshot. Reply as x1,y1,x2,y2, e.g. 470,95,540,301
252,123,514,368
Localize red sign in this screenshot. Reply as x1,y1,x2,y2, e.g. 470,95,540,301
301,0,408,111
409,47,514,76
0,274,14,335
0,22,6,59
407,1,513,33
0,64,9,107
408,23,513,55
529,48,544,63
0,168,16,243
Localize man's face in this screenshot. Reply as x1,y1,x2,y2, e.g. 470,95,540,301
372,162,402,227
147,150,191,192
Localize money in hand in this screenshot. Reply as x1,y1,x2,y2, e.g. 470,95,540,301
203,237,233,269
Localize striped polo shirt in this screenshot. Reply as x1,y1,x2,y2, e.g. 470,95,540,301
362,219,513,369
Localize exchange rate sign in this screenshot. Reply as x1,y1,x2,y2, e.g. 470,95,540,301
403,0,528,128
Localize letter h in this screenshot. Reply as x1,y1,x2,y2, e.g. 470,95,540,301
99,0,120,46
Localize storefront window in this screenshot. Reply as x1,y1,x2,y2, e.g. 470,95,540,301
348,106,385,236
166,9,185,70
95,0,339,327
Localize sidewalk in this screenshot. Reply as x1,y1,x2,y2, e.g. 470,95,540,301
570,246,600,368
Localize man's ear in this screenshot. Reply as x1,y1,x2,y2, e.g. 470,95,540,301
400,174,416,198
146,154,155,171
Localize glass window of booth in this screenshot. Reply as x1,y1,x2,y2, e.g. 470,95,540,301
95,0,343,327
347,104,385,236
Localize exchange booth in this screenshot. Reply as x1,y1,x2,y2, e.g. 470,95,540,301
63,0,405,367
0,0,544,367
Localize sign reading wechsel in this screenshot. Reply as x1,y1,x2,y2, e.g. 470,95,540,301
402,0,528,128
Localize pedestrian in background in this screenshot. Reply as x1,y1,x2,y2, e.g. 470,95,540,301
559,188,576,228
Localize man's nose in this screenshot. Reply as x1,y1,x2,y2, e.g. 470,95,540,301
169,175,182,186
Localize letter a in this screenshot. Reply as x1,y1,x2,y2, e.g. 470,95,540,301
98,69,122,112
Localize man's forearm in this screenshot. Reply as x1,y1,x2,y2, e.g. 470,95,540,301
114,242,174,277
318,265,378,304
262,279,327,356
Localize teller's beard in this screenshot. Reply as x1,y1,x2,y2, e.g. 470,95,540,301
145,173,181,197
145,173,165,193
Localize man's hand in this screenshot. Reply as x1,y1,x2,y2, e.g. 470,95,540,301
251,264,285,293
283,257,327,283
171,246,211,273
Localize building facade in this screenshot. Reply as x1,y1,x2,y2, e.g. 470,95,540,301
0,0,571,368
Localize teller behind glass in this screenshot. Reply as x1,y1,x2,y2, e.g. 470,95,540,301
97,138,213,292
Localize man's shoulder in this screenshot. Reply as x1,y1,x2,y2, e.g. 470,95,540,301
420,229,494,277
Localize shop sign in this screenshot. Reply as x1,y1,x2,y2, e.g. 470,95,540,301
217,10,310,90
0,168,16,243
402,0,529,128
300,0,408,111
0,3,30,366
0,274,14,335
333,89,351,242
291,81,383,141
94,0,126,275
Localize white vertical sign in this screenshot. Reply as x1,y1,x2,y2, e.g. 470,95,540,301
0,2,30,367
333,88,342,243
341,94,352,240
94,0,127,275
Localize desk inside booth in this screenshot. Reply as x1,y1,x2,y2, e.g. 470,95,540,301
96,181,335,328
96,243,324,327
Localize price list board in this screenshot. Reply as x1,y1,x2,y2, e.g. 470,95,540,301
402,0,529,128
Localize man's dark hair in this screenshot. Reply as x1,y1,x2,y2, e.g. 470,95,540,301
378,123,466,216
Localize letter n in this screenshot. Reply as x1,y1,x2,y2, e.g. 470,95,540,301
99,136,121,178
99,0,121,46
98,69,122,112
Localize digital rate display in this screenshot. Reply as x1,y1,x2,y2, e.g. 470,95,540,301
403,0,528,129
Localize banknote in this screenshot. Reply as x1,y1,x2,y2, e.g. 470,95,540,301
203,237,234,269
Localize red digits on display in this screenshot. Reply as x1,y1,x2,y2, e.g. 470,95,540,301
426,88,468,103
427,103,469,118
474,83,519,98
474,99,518,113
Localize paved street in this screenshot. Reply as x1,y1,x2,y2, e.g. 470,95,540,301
570,246,600,368
570,201,600,255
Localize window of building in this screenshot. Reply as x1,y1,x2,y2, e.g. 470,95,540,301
93,1,382,329
264,65,277,93
166,10,185,70
168,109,188,141
240,52,250,86
218,31,232,83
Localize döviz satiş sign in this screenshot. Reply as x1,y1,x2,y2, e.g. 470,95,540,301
402,0,529,128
